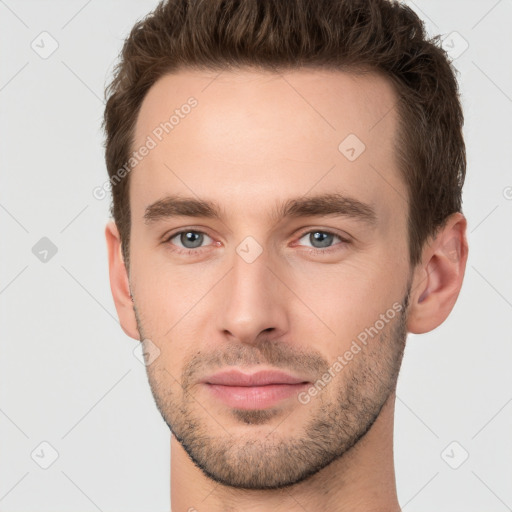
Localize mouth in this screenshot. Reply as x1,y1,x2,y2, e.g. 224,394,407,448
200,369,310,410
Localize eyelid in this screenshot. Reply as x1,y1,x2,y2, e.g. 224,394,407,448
163,227,351,254
164,228,215,248
163,226,213,242
294,228,352,245
162,227,219,256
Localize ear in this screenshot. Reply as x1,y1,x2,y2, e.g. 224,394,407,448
105,220,140,340
407,212,468,334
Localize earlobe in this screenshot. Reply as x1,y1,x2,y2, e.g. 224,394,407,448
406,213,468,334
105,220,140,340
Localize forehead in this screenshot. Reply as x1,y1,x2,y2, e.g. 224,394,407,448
130,67,406,227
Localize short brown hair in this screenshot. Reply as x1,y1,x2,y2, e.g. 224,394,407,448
103,0,466,271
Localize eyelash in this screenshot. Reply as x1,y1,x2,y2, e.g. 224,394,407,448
295,229,351,255
163,228,351,256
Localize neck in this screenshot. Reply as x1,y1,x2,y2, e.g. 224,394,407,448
170,392,401,512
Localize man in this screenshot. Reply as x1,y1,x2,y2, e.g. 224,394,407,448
103,0,468,510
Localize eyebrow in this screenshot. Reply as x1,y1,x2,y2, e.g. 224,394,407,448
143,193,377,226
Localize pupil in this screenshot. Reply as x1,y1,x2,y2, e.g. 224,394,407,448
311,231,332,248
181,231,203,248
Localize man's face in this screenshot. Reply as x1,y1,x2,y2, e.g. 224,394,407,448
128,68,412,489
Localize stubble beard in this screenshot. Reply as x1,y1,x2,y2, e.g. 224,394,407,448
134,287,410,490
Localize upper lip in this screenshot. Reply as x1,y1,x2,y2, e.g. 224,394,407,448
201,369,309,386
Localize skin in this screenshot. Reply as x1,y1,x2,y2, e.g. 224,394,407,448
105,68,468,512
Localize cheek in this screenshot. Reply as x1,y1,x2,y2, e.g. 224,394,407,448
288,258,405,346
130,249,209,330
131,269,213,361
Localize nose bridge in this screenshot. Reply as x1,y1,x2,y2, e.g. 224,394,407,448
216,241,287,342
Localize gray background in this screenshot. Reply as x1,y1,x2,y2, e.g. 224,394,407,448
1,0,511,510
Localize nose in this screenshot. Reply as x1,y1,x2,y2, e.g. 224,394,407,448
215,246,289,345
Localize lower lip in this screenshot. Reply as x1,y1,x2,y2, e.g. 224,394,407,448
204,383,310,410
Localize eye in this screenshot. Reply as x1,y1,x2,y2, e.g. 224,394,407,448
166,230,213,250
296,230,348,251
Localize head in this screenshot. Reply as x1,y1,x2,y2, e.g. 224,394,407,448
103,0,468,490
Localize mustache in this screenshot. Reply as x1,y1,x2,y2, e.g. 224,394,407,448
181,339,329,389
